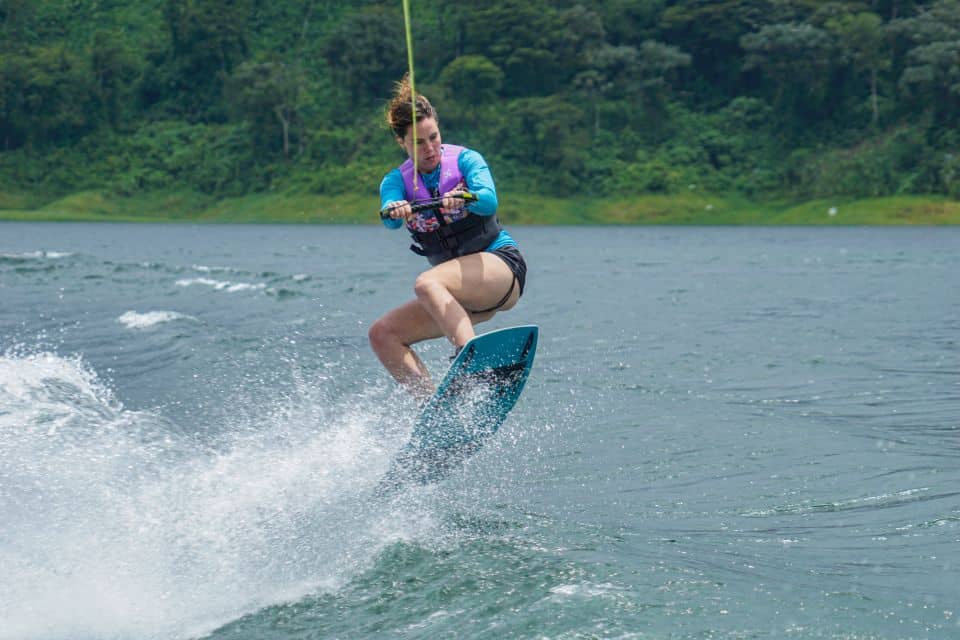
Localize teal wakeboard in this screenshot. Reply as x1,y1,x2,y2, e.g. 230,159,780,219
379,325,538,491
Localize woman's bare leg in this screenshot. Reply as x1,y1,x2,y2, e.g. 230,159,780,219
369,251,520,396
413,252,519,348
368,299,444,398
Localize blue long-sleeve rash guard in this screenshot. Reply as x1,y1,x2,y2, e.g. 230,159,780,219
379,146,516,251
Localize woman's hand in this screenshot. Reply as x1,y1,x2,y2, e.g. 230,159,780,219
440,190,467,215
383,200,412,220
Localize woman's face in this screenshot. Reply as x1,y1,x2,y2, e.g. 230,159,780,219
398,117,442,173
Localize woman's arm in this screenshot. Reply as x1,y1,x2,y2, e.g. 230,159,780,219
458,149,498,216
379,168,407,229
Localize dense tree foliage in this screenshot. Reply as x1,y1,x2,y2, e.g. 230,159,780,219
1,0,958,200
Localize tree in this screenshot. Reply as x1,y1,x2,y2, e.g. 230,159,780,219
496,96,589,191
661,0,795,99
576,41,690,134
227,60,304,158
824,12,890,127
741,23,837,128
89,31,142,129
900,40,960,115
0,46,95,150
574,67,610,137
454,0,602,97
439,55,503,105
163,0,252,119
872,0,929,20
553,5,606,77
889,0,960,125
320,6,407,107
0,0,35,50
600,0,667,46
437,54,503,129
0,53,29,149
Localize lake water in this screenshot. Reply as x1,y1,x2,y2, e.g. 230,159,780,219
1,222,958,639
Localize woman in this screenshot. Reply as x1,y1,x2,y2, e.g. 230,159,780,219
369,77,527,398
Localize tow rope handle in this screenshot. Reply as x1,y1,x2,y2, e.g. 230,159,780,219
379,192,478,220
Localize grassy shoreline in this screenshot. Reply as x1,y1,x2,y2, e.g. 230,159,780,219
1,189,959,225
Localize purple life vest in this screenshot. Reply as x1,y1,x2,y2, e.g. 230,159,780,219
400,144,468,233
398,144,502,266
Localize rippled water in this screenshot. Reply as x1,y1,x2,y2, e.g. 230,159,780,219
1,222,958,639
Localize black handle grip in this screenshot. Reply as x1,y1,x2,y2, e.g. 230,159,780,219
379,192,478,220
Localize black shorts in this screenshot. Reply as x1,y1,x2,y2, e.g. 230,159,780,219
490,245,526,297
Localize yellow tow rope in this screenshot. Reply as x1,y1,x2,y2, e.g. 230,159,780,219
401,0,418,192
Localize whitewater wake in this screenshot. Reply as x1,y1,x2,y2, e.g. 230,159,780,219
0,349,436,640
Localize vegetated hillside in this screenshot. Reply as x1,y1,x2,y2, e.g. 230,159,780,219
1,0,958,204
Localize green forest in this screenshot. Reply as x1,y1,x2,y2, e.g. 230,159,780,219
1,0,959,222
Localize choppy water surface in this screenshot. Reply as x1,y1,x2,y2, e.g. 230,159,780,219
1,222,958,639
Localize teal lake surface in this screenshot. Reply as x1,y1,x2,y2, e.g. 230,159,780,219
1,223,958,639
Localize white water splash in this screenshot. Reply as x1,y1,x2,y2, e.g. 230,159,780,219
0,351,429,640
0,250,73,259
175,277,266,293
190,264,237,274
117,310,194,330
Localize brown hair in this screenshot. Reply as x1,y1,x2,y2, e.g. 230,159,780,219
385,74,438,139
